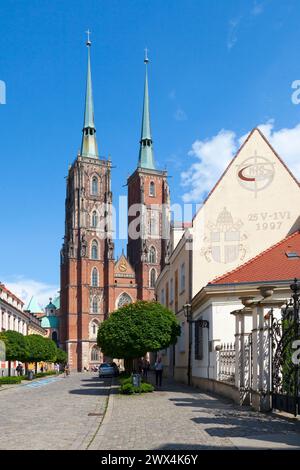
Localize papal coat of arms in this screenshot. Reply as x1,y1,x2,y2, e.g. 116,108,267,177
201,207,247,264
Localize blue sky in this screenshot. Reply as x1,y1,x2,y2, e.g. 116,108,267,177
1,0,300,304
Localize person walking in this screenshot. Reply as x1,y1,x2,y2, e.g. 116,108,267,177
64,364,70,377
142,359,150,379
154,356,163,387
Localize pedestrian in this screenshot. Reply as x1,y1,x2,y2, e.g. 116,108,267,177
40,364,44,373
142,359,150,379
16,364,21,376
154,356,163,387
55,363,60,374
64,364,70,377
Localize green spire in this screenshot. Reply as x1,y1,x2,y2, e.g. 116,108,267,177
81,31,99,159
138,49,155,170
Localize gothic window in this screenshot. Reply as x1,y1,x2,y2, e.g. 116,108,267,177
92,297,98,314
90,319,99,338
91,267,98,287
91,240,98,259
149,181,155,197
91,345,100,362
149,246,156,264
117,293,132,308
150,268,157,288
180,263,185,293
92,211,98,228
92,177,98,195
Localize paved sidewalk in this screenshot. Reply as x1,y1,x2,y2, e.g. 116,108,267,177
0,373,111,450
90,374,300,450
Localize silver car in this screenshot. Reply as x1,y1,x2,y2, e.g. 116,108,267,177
98,362,117,378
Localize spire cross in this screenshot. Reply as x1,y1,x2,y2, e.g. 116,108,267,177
86,29,91,46
144,47,149,64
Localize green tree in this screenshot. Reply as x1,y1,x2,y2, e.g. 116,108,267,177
97,301,180,369
55,348,68,364
0,330,28,376
25,335,57,372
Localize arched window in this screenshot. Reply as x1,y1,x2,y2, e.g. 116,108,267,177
92,297,98,314
52,331,58,345
91,240,98,259
149,181,155,197
91,345,100,362
150,268,157,288
92,211,98,228
117,293,132,308
149,246,156,264
92,177,98,195
91,267,98,287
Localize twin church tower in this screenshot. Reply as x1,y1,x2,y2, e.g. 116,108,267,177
59,38,170,371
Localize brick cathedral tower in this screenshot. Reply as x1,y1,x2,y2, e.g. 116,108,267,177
60,36,115,371
127,52,170,300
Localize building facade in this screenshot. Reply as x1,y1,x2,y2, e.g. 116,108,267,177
156,127,300,384
0,283,45,376
59,42,170,371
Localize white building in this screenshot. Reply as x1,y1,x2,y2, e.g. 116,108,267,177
191,230,300,411
0,283,45,376
156,127,300,386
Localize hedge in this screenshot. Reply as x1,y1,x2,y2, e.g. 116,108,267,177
0,376,22,385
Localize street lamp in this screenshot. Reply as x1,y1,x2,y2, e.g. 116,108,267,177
183,304,192,386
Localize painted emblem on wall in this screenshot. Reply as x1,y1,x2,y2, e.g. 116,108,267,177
201,208,247,264
236,151,275,197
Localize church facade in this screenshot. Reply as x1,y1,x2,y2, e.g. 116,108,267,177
59,40,170,371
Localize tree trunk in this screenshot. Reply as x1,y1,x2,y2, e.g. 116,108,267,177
8,361,11,377
124,358,134,374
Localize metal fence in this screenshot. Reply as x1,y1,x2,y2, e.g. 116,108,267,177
217,343,236,384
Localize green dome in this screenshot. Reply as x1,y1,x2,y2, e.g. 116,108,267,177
41,316,59,329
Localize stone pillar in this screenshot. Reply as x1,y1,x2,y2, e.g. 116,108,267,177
252,307,258,392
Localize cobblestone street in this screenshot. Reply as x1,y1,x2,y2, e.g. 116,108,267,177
0,373,110,450
90,374,300,451
1,372,300,450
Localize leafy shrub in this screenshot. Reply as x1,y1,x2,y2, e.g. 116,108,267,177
139,382,154,393
120,382,135,394
0,376,22,385
119,379,154,394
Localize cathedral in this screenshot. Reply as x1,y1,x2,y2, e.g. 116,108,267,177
59,38,170,371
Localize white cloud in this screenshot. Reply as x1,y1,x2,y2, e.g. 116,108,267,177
1,276,59,309
174,107,187,122
181,121,300,203
227,18,241,50
251,1,264,16
181,129,237,203
227,2,265,50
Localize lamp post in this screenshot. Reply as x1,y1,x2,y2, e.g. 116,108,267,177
183,303,192,386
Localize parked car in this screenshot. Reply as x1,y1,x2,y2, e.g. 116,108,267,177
98,362,119,378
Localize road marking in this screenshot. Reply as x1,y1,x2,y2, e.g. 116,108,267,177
24,377,62,388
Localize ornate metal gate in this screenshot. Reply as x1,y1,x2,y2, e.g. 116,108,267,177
271,279,300,416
